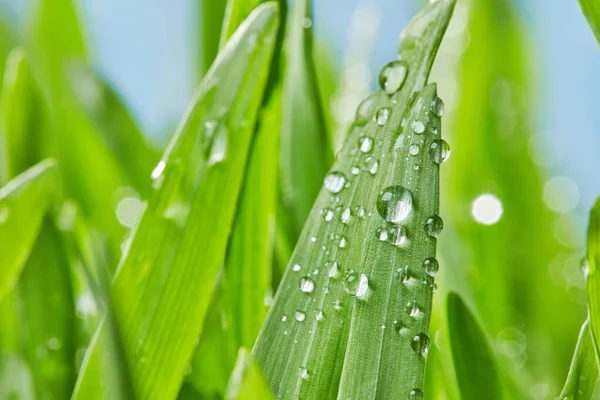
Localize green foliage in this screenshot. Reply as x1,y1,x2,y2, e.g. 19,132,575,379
559,319,598,400
578,0,600,45
225,349,274,400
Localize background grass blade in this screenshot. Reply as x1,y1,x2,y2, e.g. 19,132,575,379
0,352,35,399
578,0,600,46
586,198,600,361
0,160,58,301
444,0,581,389
279,0,332,238
220,0,266,48
199,0,227,77
253,2,455,398
559,319,598,399
447,292,503,400
226,348,274,400
73,5,280,399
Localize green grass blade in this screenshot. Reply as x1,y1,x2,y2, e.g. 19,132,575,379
226,348,274,400
279,0,332,235
445,0,581,387
587,198,600,361
220,0,266,48
0,159,58,301
65,63,160,197
73,5,280,399
559,319,598,400
447,292,503,400
253,2,455,398
199,0,227,76
16,218,77,400
578,0,600,46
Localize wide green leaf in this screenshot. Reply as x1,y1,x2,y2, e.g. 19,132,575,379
559,319,598,400
447,292,503,400
253,1,455,398
578,0,600,46
226,348,274,400
0,159,58,301
73,4,280,399
279,0,332,237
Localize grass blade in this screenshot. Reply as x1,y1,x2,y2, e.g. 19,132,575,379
279,0,332,235
0,159,57,301
253,2,455,398
226,348,274,400
586,198,600,362
447,292,503,400
220,0,266,48
578,0,600,46
73,5,280,399
199,0,227,77
559,319,598,399
0,352,35,399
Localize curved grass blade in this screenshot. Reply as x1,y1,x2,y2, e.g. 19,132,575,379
226,348,274,400
444,0,581,387
65,63,160,197
253,2,456,398
559,319,598,399
578,0,600,46
279,0,332,236
220,0,266,48
447,292,503,400
199,0,227,77
73,5,280,399
0,159,58,301
586,198,600,362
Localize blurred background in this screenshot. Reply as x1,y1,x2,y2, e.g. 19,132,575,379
1,0,599,398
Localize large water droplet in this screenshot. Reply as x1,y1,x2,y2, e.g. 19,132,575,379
343,272,369,299
300,277,315,293
409,388,424,400
411,120,425,134
409,144,420,156
431,97,444,117
376,108,390,125
429,139,450,164
363,157,379,175
411,333,430,356
379,60,408,94
424,215,443,237
377,186,414,223
388,226,408,246
324,172,348,193
406,300,422,318
295,311,306,322
424,258,439,277
328,262,340,279
355,94,379,125
358,136,374,153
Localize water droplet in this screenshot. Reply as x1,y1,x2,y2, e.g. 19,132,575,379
358,136,374,153
295,311,306,322
310,236,317,243
363,157,379,174
315,311,324,321
355,94,379,125
409,144,420,156
379,60,409,94
381,324,386,329
431,97,444,117
151,161,166,180
377,186,414,223
398,266,410,283
411,333,430,356
581,257,590,279
355,206,366,218
406,300,422,318
411,120,425,134
424,258,439,277
328,262,340,279
293,263,301,272
429,117,440,135
324,172,348,193
424,215,443,237
351,166,360,175
376,108,390,125
338,237,347,248
343,272,369,299
340,207,352,223
409,388,424,400
281,315,287,322
413,165,420,171
429,139,450,164
322,208,334,221
302,17,312,28
333,300,342,311
377,227,389,241
388,226,408,246
299,367,309,380
300,277,315,293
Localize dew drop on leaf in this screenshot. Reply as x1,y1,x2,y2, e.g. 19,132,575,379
343,272,369,299
321,207,334,221
379,60,408,94
328,262,340,279
424,258,439,277
324,172,348,193
424,215,443,237
376,227,389,241
292,263,301,272
581,257,590,279
409,388,424,400
409,144,420,156
315,311,324,321
299,277,315,293
406,300,422,318
377,186,414,223
295,311,306,322
338,236,348,248
429,139,450,164
299,368,309,380
388,226,408,246
340,207,352,223
358,136,374,153
355,94,379,125
376,108,390,125
411,120,425,134
431,96,444,117
363,157,379,175
411,333,430,356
